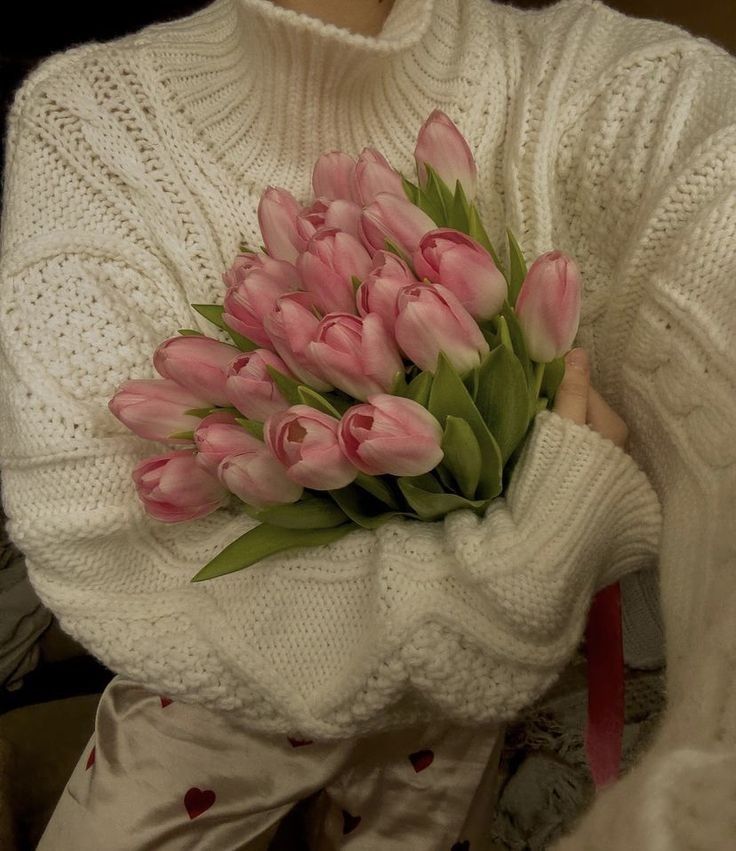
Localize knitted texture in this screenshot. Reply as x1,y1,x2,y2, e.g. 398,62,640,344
0,0,733,832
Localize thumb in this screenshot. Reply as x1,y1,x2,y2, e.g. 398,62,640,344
552,348,590,425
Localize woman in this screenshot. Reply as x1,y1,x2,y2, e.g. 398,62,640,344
0,0,733,847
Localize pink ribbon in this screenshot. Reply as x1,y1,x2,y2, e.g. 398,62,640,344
585,581,624,790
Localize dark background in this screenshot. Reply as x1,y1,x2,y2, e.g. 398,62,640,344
1,0,735,168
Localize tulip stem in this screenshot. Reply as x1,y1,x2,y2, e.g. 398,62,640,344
533,362,546,400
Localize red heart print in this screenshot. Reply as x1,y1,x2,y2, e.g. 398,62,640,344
287,736,314,748
184,787,216,820
409,749,435,772
160,696,173,708
451,842,470,851
342,810,362,835
85,746,96,770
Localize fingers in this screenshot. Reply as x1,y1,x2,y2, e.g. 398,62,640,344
552,348,590,425
586,385,630,450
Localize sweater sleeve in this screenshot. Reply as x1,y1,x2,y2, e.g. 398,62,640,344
0,52,661,738
546,24,736,851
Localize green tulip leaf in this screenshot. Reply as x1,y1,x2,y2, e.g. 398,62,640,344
244,494,348,530
190,522,358,581
296,386,342,418
424,164,455,225
397,476,491,521
234,418,265,441
499,302,535,411
449,180,471,233
265,366,302,406
441,415,482,499
475,345,531,464
168,430,195,441
497,315,514,353
402,175,420,206
390,370,410,397
406,371,433,407
178,328,205,337
185,407,215,418
416,185,446,227
223,321,259,352
354,473,402,510
328,484,409,529
462,365,480,399
506,228,528,307
467,206,505,274
541,357,566,404
192,303,227,331
428,353,503,499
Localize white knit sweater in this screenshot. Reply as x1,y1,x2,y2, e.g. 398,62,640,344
1,0,735,844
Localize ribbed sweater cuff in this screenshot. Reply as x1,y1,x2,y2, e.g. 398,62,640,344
507,409,663,590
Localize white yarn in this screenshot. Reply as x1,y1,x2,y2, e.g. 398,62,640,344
0,0,731,760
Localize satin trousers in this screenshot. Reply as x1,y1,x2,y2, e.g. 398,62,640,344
37,675,505,851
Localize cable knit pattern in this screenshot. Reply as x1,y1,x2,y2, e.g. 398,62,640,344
0,0,735,840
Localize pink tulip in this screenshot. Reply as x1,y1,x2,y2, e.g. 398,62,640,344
296,228,372,315
296,198,363,243
414,109,478,200
194,411,264,474
108,379,210,443
356,250,417,335
153,336,240,407
223,256,300,347
312,151,357,202
219,450,303,509
263,292,332,391
132,451,228,522
265,406,357,490
515,250,582,363
222,252,263,288
394,283,489,374
339,394,444,476
359,192,436,258
351,148,405,205
225,349,292,421
258,187,305,263
308,313,402,401
413,228,507,320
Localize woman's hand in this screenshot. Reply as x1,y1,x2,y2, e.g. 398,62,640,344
552,348,630,451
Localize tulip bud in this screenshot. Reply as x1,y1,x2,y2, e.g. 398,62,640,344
356,250,417,335
223,256,300,348
258,187,305,263
339,394,443,476
193,411,264,474
312,151,357,202
308,313,402,401
108,379,210,443
414,109,478,200
222,252,263,288
414,228,507,320
265,406,357,490
351,148,405,205
394,283,489,374
225,349,293,421
515,250,582,363
219,450,304,509
132,451,228,522
263,292,332,391
359,192,436,258
153,336,240,407
296,198,363,243
296,228,372,315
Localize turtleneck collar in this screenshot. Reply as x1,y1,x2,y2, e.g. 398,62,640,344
145,0,476,194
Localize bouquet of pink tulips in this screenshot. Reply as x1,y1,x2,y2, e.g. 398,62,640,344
109,110,582,582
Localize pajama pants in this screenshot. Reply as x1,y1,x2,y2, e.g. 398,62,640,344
37,675,505,850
